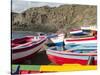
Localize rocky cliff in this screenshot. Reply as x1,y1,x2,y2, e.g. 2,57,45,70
12,4,97,33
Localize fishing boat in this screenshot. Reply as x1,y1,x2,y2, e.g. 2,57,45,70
81,26,97,31
46,44,97,65
70,29,88,36
12,64,96,74
81,26,97,37
49,33,65,46
12,36,47,63
64,37,97,45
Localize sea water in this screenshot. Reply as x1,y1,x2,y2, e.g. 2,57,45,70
12,31,36,39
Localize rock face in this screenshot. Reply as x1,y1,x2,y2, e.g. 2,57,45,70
12,4,97,33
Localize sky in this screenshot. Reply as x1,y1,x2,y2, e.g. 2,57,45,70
12,0,64,13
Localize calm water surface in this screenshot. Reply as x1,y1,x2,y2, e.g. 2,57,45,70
12,31,38,39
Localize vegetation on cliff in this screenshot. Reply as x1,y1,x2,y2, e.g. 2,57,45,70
12,4,97,33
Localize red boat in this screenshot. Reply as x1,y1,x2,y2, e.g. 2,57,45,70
12,36,47,63
46,46,97,65
64,37,97,45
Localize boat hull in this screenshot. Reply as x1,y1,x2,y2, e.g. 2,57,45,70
12,48,42,63
46,50,97,65
12,37,47,63
64,37,97,45
50,34,65,46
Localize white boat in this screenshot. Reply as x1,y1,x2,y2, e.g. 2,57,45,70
81,26,97,31
50,33,65,46
70,29,88,36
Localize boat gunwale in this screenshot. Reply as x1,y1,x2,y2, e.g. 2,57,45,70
47,48,97,56
12,37,47,53
64,37,96,42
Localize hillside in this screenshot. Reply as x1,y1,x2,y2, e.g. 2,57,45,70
12,4,97,33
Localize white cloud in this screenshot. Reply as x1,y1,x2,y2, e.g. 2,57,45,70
12,0,64,13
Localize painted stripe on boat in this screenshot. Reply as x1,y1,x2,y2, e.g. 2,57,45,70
12,39,46,53
40,64,96,71
46,50,97,60
65,37,96,42
12,42,46,60
12,65,40,71
70,30,83,34
12,64,96,72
